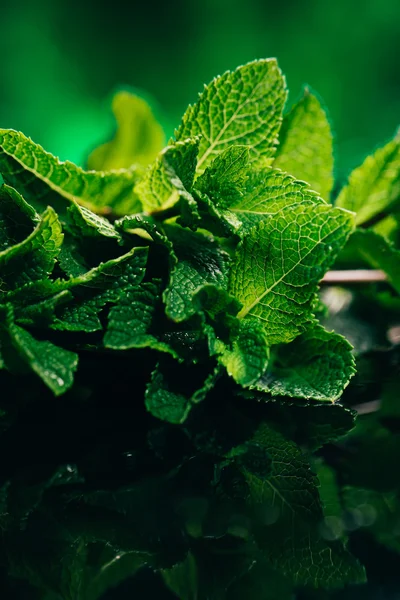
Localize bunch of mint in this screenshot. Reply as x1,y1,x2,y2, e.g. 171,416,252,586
0,59,399,598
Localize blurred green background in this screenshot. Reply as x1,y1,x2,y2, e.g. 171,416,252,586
1,0,399,183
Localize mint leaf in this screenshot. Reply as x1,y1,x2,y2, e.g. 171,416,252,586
196,145,250,204
135,138,199,214
216,317,270,387
15,290,73,327
336,134,400,226
209,166,325,235
0,306,78,395
145,358,219,424
176,59,286,173
242,425,365,587
0,129,142,216
88,90,165,170
163,225,230,322
229,206,354,344
292,404,356,451
116,213,175,249
0,206,63,293
274,89,334,200
0,182,38,252
67,202,122,241
252,325,355,402
104,280,177,357
53,247,148,332
349,229,400,294
194,285,268,386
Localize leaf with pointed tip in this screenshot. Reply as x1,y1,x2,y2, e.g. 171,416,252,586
229,205,354,344
145,358,219,424
0,206,63,294
88,90,165,170
0,129,142,217
135,138,199,218
336,135,400,226
274,90,334,200
252,325,355,402
163,225,230,322
0,182,38,252
176,59,286,173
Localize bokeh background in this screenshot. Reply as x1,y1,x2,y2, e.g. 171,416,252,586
1,0,399,184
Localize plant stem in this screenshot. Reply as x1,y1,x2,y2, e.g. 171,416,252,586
321,269,387,284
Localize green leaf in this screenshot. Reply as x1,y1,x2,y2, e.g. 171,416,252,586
204,166,325,235
348,229,400,294
161,552,198,600
252,325,356,402
274,89,334,200
194,286,268,385
145,358,219,424
53,247,148,332
195,145,250,205
116,213,175,250
0,129,142,216
216,317,270,387
0,182,38,252
135,138,199,215
163,225,230,322
87,90,165,170
176,59,286,173
335,135,400,226
104,280,178,357
242,424,365,587
0,307,78,395
15,291,73,327
67,202,122,241
0,206,63,293
291,404,356,451
229,206,354,344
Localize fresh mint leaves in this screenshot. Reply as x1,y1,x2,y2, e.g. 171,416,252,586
0,58,399,598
